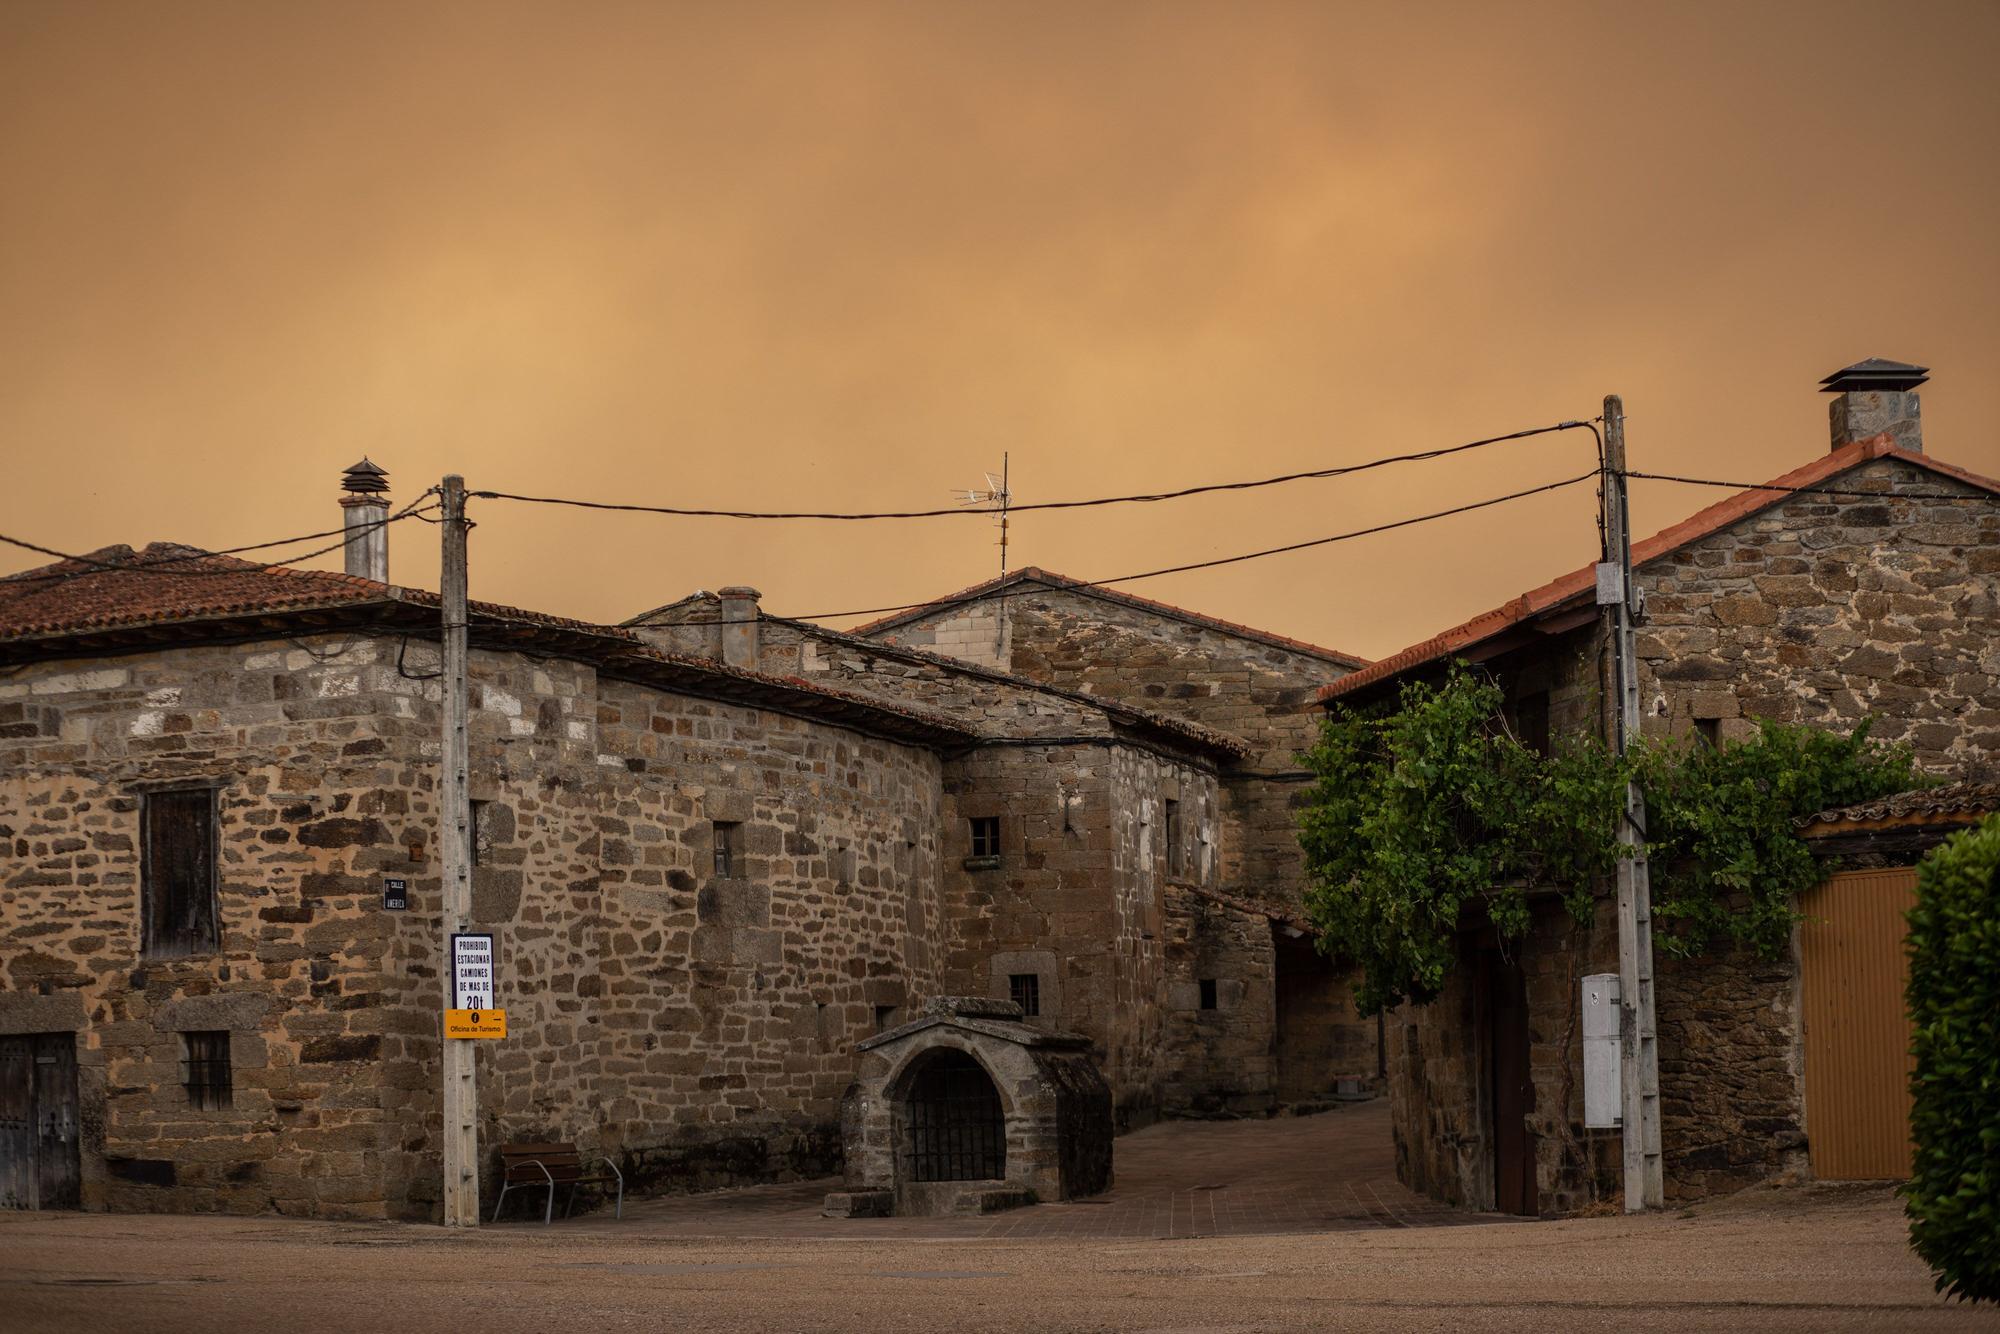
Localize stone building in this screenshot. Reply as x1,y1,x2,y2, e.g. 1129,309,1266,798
1314,361,2000,1216
632,568,1384,1120
1,460,1357,1216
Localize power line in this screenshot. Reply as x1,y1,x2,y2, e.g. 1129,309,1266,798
473,420,1597,522
712,470,1600,628
0,496,440,587
1623,470,1998,502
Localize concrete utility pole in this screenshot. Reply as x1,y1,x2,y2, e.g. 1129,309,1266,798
439,475,479,1227
1600,397,1665,1211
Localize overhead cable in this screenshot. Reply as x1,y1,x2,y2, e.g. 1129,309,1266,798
0,495,440,586
1622,470,1998,502
745,469,1601,623
473,421,1597,521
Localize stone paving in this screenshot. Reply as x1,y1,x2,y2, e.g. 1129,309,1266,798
542,1097,1507,1240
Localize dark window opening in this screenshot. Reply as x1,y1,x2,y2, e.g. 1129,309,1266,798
469,799,489,865
143,788,219,958
1512,691,1551,758
712,821,743,878
875,1005,899,1033
182,1031,232,1110
969,816,1000,859
1009,973,1040,1017
1694,718,1720,750
1164,798,1183,876
1199,978,1219,1010
903,1050,1006,1182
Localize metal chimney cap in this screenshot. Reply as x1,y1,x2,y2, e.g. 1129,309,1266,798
341,458,390,494
1819,359,1929,393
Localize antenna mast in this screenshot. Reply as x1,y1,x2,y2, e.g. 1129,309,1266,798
956,453,1013,661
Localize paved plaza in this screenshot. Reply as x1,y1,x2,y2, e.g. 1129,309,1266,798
7,1103,1997,1331
557,1099,1490,1240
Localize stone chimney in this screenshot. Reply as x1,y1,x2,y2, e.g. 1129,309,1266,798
339,458,391,583
1821,358,1926,454
717,586,761,670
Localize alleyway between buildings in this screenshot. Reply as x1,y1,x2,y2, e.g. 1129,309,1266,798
4,1103,1993,1332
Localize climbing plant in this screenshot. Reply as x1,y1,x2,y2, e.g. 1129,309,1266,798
1298,662,1923,1013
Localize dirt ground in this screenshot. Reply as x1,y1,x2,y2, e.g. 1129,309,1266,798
4,1179,1995,1333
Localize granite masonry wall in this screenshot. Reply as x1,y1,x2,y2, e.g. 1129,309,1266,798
1377,451,1998,1213
872,582,1379,1107
1,633,948,1220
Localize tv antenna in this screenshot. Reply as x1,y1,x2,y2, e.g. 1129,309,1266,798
956,452,1011,657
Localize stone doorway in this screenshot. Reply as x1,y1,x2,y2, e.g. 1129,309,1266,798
829,996,1112,1218
902,1049,1006,1183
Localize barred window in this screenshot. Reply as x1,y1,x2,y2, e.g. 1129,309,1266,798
1009,973,1040,1017
969,817,1001,859
182,1031,232,1110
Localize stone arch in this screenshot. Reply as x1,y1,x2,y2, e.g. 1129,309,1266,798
889,1043,1009,1183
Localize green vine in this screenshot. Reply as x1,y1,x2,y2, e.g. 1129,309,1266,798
1298,662,1924,1014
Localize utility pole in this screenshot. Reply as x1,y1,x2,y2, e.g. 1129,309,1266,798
439,474,479,1227
1600,397,1664,1211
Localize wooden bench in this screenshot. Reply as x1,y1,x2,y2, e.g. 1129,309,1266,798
492,1142,624,1224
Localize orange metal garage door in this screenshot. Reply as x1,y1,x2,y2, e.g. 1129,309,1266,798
1798,868,1918,1180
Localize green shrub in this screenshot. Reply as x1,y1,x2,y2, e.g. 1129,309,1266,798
1906,812,2000,1304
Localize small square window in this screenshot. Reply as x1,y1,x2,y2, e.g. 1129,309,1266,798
1199,979,1219,1011
712,821,743,878
182,1030,232,1110
1164,798,1183,876
1009,973,1041,1017
875,1005,899,1032
1694,718,1720,750
969,816,1001,859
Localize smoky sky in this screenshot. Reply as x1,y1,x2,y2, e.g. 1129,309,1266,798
4,0,1996,659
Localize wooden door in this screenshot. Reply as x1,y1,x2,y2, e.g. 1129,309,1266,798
33,1035,80,1208
0,1034,81,1210
1482,950,1537,1216
1799,868,1918,1180
0,1038,32,1209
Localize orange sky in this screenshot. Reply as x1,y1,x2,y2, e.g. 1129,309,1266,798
3,0,1996,661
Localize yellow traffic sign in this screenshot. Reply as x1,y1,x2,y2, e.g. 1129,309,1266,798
444,1008,508,1039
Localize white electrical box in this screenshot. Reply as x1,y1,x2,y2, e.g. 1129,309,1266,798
1583,972,1622,1128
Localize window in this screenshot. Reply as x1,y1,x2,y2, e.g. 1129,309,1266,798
712,821,742,878
1199,978,1219,1011
470,799,490,865
182,1031,232,1109
1009,972,1041,1017
1694,718,1721,750
875,1005,899,1033
1512,691,1551,759
142,788,218,958
1164,798,1183,876
969,816,1001,859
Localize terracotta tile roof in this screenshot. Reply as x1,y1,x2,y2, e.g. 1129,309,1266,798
1317,436,2000,705
1797,780,2000,834
0,543,977,749
851,566,1369,669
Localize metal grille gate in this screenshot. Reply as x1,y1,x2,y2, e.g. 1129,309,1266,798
904,1050,1006,1182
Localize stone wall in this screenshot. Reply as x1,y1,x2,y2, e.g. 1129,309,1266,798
1160,884,1277,1115
0,632,950,1220
871,582,1382,1105
0,639,425,1218
1633,455,2000,765
930,738,1221,1130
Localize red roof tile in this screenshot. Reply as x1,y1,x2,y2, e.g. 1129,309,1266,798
851,566,1369,669
1317,436,2000,704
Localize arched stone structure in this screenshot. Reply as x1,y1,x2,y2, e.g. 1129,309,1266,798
829,997,1112,1217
